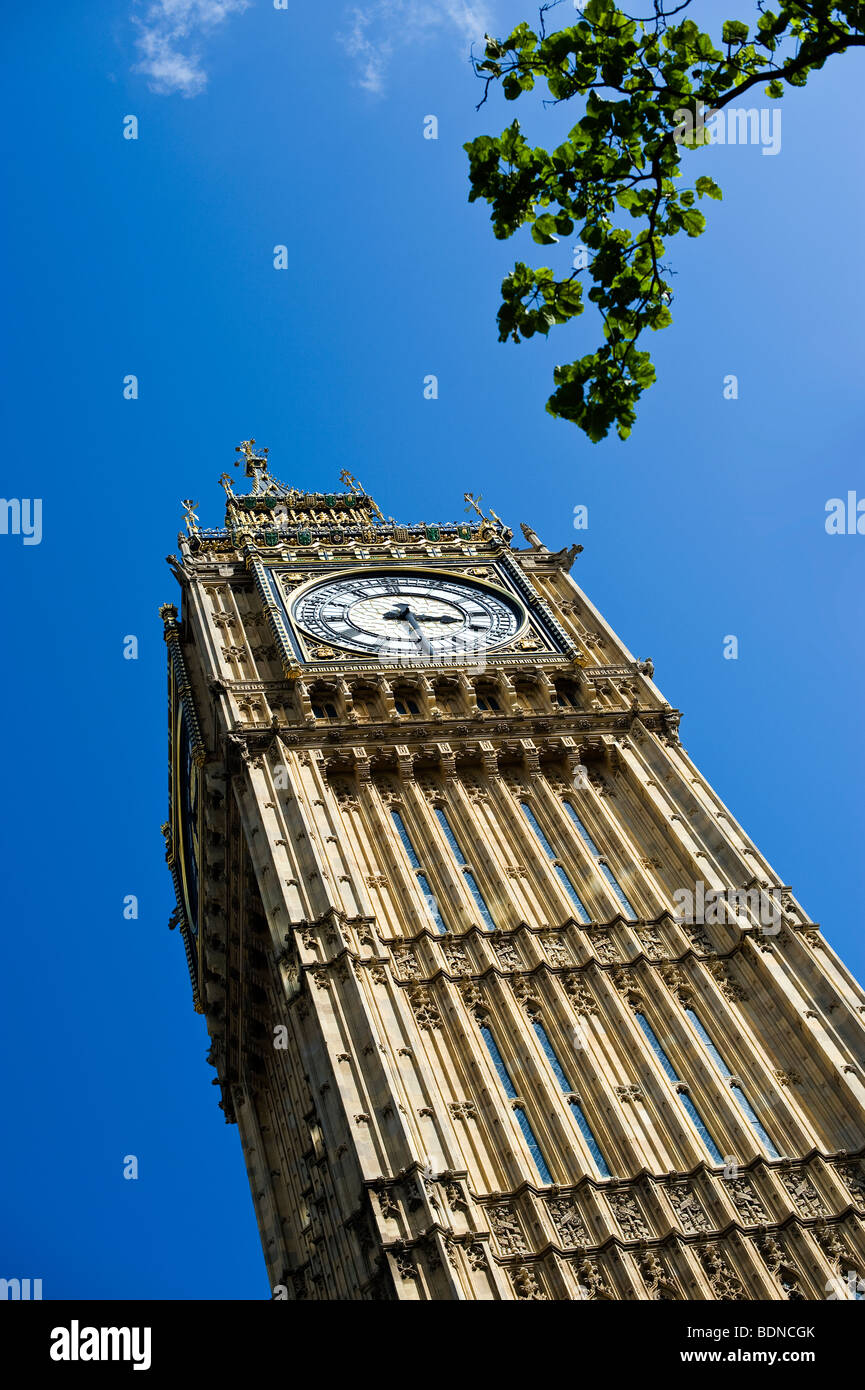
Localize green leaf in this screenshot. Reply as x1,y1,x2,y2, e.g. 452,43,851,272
681,208,706,236
531,214,559,244
695,175,723,200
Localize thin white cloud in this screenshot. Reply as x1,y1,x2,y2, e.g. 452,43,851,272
132,0,251,97
339,1,494,95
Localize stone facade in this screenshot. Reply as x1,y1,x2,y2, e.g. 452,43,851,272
162,444,865,1300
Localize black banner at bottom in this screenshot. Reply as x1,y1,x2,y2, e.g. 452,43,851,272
0,1296,858,1376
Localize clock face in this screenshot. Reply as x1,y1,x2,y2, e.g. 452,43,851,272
291,570,525,658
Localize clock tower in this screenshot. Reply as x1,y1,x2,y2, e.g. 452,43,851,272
162,441,865,1300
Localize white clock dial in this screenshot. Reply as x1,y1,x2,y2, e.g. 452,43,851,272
290,570,525,657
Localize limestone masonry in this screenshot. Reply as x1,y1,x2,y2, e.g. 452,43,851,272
162,441,865,1300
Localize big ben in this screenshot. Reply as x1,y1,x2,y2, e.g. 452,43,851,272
162,440,865,1301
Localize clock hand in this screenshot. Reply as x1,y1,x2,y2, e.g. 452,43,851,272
382,606,459,626
382,605,429,651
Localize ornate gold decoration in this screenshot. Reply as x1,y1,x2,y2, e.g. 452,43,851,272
236,438,269,473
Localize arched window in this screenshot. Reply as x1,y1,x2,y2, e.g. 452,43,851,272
684,1008,780,1159
435,807,495,929
554,681,579,709
532,1020,610,1176
562,801,637,920
634,1012,725,1165
476,687,501,712
520,802,590,923
390,810,446,933
310,688,339,720
394,690,421,716
480,1025,552,1184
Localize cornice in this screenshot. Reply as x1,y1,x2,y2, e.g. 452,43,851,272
218,706,681,755
442,1146,865,1205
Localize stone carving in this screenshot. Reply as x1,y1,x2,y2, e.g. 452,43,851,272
542,933,572,967
459,980,487,1021
708,961,748,1001
637,928,664,960
547,1196,588,1247
374,1184,400,1220
837,1162,865,1204
754,1236,806,1300
562,974,598,1015
616,1084,644,1104
392,946,421,981
685,926,715,954
636,1249,672,1299
588,770,615,797
591,932,621,964
465,1240,488,1272
611,967,642,1007
725,1176,768,1225
512,974,542,1019
493,938,522,970
667,1183,711,1234
780,1171,826,1218
813,1222,853,1271
445,1180,468,1213
408,986,442,1030
575,1257,609,1300
442,941,471,976
448,1101,478,1122
609,1191,650,1239
487,1204,527,1255
391,1246,417,1281
697,1245,747,1300
661,964,693,1006
510,1265,547,1300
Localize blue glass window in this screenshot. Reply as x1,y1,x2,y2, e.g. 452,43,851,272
480,1026,553,1184
392,810,420,868
512,1108,553,1184
435,807,495,929
635,1013,724,1165
435,807,466,863
678,1094,725,1166
391,811,446,933
312,701,338,720
521,803,591,923
730,1087,780,1158
533,1021,610,1176
561,802,637,919
532,1020,572,1091
521,803,557,859
685,1008,780,1159
685,1009,731,1075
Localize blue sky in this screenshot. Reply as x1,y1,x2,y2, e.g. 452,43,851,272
1,1,863,1298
